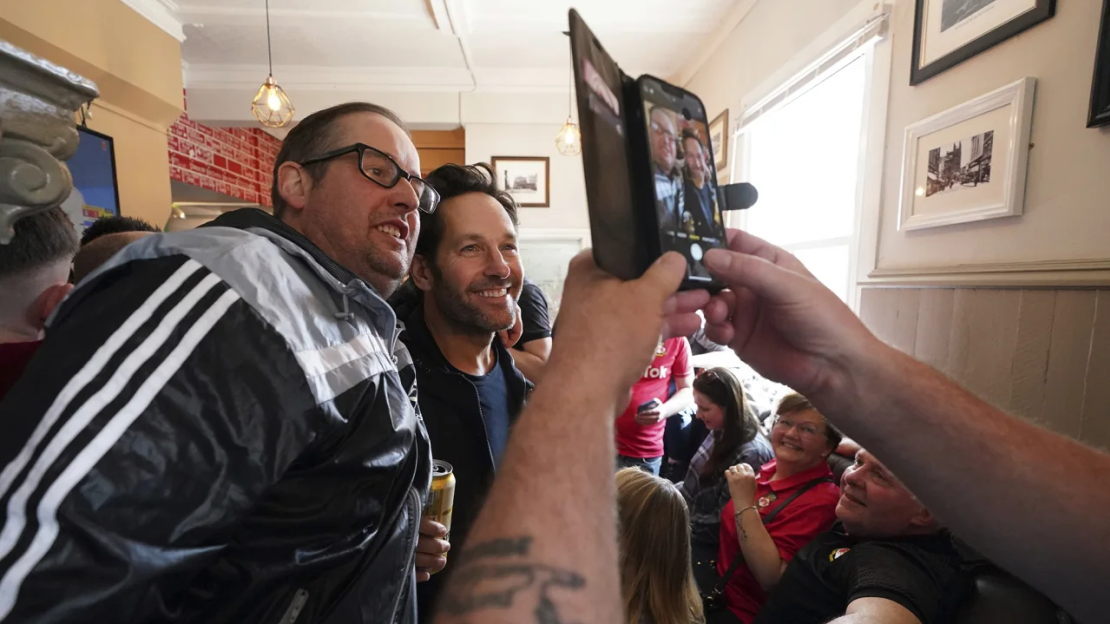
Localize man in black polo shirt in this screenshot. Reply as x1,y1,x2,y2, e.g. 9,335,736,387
509,277,552,382
397,162,530,622
754,450,966,624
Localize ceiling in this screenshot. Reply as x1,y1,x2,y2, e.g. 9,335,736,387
176,0,739,91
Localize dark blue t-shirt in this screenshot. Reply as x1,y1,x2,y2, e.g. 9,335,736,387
461,349,512,469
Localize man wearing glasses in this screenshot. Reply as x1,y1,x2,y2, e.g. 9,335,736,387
649,106,685,235
0,103,438,623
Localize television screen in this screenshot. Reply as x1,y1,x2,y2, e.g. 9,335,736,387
61,127,121,235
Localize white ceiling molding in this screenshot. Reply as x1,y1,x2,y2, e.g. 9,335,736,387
175,5,431,23
672,0,758,87
120,0,187,42
444,0,478,90
185,64,568,93
426,0,452,32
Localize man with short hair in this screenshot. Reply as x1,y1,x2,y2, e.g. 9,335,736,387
0,102,438,623
681,130,720,239
753,450,965,624
397,162,530,620
72,230,153,283
649,106,684,233
78,214,160,246
0,207,78,402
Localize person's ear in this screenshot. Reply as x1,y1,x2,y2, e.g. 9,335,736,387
276,161,310,214
908,505,937,530
27,283,74,332
410,254,435,292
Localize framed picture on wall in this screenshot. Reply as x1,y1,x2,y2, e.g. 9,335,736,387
60,127,123,236
1089,0,1110,128
898,77,1035,231
708,109,729,172
491,156,550,207
911,0,1055,86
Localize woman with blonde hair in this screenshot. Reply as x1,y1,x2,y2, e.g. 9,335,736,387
617,468,705,624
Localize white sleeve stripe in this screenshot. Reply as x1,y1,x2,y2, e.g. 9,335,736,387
0,259,204,502
0,288,241,622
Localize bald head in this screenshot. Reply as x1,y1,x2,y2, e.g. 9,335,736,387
73,232,153,284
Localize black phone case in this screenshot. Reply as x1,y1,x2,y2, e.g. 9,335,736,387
569,9,724,291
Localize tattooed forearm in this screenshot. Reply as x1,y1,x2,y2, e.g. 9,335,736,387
436,535,587,624
737,516,749,542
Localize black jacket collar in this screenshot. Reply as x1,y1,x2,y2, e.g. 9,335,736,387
401,302,532,403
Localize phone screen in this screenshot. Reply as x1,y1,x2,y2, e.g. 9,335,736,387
640,79,727,282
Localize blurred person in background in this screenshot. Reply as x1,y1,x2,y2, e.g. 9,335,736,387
617,467,705,624
713,393,842,623
616,336,695,475
78,215,159,246
508,277,552,382
678,368,773,595
0,207,78,402
754,450,961,624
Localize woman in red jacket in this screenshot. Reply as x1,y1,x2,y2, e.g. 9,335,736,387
713,393,843,623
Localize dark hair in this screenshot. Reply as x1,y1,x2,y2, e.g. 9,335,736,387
680,129,704,153
776,392,844,451
416,162,519,262
0,207,79,279
693,368,762,481
271,102,409,219
80,215,159,246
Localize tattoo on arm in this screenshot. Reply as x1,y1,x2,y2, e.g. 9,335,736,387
436,536,587,624
737,516,749,542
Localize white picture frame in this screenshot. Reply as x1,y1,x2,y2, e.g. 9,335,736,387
897,77,1035,232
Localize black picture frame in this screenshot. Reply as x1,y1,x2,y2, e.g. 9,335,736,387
1089,0,1110,128
911,0,1056,86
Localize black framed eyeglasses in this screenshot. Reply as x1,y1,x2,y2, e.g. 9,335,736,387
300,143,440,213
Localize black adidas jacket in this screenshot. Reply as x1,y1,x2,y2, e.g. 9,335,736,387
0,209,431,623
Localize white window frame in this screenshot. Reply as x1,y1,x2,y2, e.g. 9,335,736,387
726,1,893,312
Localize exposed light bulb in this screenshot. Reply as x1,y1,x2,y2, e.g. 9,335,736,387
564,130,577,145
556,118,582,156
266,89,281,112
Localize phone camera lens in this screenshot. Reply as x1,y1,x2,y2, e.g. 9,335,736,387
681,108,692,120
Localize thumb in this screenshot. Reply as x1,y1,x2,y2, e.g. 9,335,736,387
636,252,687,303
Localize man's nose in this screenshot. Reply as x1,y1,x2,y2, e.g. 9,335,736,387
486,250,511,278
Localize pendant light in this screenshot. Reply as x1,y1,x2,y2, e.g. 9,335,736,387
251,0,294,128
555,62,581,156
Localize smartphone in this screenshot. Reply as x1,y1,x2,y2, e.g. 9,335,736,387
634,76,728,285
568,9,726,290
637,398,662,413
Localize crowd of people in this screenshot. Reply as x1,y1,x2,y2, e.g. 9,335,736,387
0,100,1107,624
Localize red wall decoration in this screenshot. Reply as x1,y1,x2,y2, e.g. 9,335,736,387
167,114,282,208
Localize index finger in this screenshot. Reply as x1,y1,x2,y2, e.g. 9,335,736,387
420,517,447,537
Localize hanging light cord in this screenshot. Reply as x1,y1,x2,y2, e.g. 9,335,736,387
265,0,274,77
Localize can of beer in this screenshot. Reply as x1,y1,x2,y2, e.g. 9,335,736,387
424,460,456,570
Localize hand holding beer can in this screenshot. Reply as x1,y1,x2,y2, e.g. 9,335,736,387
421,460,455,574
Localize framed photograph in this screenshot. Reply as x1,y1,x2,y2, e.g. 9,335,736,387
898,77,1035,231
708,109,729,172
1089,0,1110,128
60,127,123,236
911,0,1055,86
491,156,550,208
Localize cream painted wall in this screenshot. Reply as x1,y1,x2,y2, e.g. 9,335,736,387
465,124,590,231
0,0,183,230
682,0,863,129
874,0,1110,275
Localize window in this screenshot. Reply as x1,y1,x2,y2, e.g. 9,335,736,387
730,10,888,308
